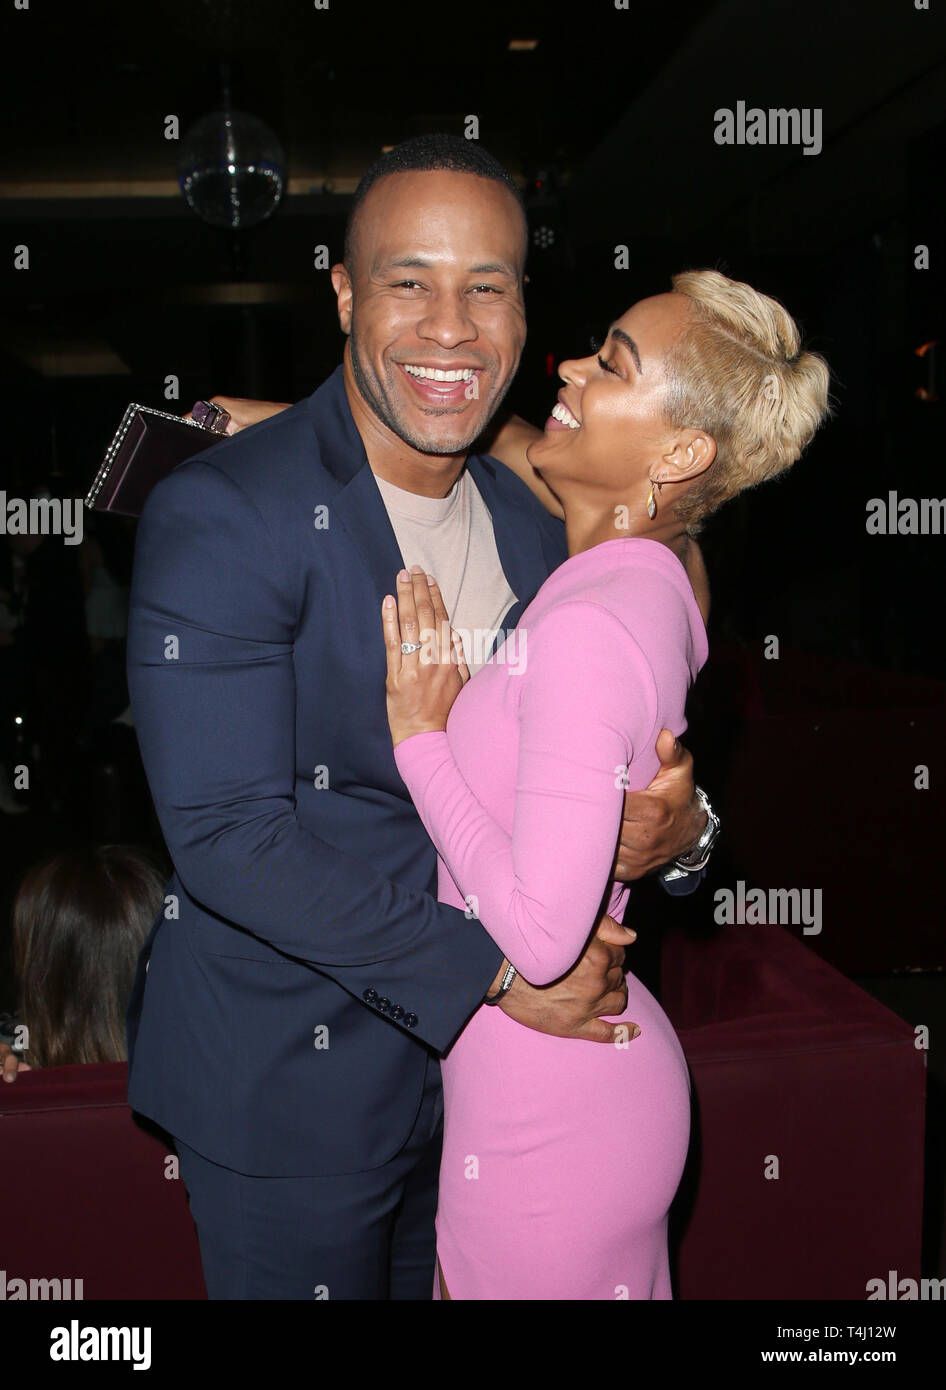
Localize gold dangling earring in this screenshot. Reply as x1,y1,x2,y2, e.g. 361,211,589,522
646,478,661,520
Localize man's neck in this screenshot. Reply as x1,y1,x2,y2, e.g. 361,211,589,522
342,353,468,500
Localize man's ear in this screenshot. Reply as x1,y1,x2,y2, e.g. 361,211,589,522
657,430,716,485
331,263,353,336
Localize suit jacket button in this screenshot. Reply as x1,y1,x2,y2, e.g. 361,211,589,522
404,1012,418,1028
377,997,391,1014
390,1004,404,1021
363,988,378,1005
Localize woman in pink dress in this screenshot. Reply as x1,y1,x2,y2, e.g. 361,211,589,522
381,270,831,1300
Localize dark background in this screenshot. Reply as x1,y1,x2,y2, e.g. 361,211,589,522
0,0,943,1270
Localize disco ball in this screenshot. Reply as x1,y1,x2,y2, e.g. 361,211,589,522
178,109,286,230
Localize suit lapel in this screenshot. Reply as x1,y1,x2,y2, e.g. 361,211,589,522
304,368,407,602
303,369,563,632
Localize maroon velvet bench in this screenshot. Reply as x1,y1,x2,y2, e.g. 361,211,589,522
0,921,926,1301
662,921,926,1299
0,1061,206,1299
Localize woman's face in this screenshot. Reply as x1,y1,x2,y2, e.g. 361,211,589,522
527,292,694,505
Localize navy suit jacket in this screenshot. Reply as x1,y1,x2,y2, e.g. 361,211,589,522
125,366,569,1176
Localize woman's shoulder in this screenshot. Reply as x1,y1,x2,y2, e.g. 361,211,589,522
531,538,707,675
537,537,696,616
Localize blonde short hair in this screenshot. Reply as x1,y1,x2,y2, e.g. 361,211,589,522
663,269,832,534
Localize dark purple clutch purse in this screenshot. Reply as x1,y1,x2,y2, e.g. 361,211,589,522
85,401,230,518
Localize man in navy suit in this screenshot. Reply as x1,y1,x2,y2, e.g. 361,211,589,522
125,135,711,1299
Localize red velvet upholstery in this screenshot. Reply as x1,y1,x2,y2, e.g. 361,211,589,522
0,1062,206,1299
705,644,946,973
663,921,926,1300
0,923,925,1301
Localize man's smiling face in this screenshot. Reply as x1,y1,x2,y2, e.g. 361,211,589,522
333,169,528,457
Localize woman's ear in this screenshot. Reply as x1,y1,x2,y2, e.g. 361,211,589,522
658,430,716,484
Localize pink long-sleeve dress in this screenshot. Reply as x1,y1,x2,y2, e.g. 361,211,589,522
393,536,707,1300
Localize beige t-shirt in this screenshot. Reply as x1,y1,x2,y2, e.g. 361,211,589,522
373,467,517,676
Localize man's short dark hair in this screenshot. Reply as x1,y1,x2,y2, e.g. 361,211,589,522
343,132,526,268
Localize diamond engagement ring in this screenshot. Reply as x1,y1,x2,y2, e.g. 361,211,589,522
401,641,422,655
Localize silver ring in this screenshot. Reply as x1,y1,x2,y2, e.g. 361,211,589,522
401,641,422,655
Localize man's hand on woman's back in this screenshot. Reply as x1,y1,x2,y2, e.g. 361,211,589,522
498,911,636,1045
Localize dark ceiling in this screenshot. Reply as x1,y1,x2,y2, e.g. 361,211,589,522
0,0,943,404
1,0,716,185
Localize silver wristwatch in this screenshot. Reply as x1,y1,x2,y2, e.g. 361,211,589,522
673,785,721,872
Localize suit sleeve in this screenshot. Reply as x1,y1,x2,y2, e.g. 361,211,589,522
126,460,502,1054
393,600,658,985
